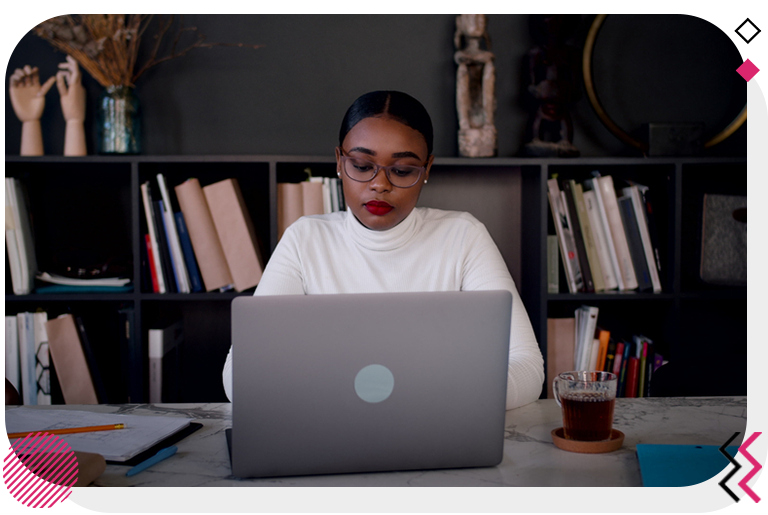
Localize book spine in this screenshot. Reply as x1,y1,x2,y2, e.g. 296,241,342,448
579,306,599,371
596,328,611,371
329,177,340,212
572,181,605,292
75,316,108,403
33,312,51,405
547,179,583,293
617,341,632,397
612,341,625,377
619,196,653,291
17,313,37,404
597,176,638,290
583,188,619,290
157,174,191,293
626,357,640,398
588,178,625,291
336,176,346,211
638,340,649,398
6,316,20,394
152,200,178,293
175,212,204,293
149,329,163,404
5,179,25,295
639,186,663,277
158,200,182,292
644,344,655,397
604,338,617,372
547,235,560,293
562,181,594,292
140,182,167,294
322,177,332,214
625,186,662,292
145,234,160,293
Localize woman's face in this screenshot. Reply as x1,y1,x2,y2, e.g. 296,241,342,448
336,116,433,231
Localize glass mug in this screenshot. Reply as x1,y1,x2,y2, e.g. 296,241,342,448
553,371,617,441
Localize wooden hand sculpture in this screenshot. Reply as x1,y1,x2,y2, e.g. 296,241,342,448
9,65,56,155
56,55,87,156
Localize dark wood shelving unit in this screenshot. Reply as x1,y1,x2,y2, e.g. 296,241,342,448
5,154,747,402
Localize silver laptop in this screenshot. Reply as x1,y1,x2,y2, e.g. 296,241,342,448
230,290,512,478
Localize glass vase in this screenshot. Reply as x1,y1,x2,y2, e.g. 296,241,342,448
98,85,141,154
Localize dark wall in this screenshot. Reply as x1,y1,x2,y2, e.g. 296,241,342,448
5,14,746,158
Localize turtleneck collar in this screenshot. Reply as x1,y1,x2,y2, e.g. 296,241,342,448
345,207,421,251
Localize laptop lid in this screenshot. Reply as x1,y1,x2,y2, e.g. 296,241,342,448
231,290,512,478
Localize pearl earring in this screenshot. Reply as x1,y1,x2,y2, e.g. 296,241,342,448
424,179,428,184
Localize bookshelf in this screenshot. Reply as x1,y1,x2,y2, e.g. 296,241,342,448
5,154,747,402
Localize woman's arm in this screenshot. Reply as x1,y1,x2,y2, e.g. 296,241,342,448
222,224,306,401
460,221,545,410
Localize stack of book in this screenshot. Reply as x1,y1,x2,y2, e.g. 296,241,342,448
141,174,265,294
5,178,37,295
546,306,667,399
547,175,662,293
277,174,346,241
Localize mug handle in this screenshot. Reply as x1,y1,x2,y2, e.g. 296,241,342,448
553,376,562,407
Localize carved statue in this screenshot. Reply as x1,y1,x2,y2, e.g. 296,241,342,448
9,56,87,156
523,15,581,157
454,14,497,157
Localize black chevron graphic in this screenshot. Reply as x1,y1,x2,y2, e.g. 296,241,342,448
719,432,741,502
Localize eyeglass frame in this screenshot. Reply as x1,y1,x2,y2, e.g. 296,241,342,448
336,147,430,188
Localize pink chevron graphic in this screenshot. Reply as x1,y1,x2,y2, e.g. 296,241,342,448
738,432,762,503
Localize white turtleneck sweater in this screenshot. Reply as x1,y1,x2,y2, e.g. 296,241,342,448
222,207,544,410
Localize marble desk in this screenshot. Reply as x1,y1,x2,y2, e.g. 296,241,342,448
5,397,747,487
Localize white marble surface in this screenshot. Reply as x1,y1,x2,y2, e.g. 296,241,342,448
6,397,747,487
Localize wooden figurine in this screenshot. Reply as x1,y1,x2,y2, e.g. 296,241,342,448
454,14,497,157
57,55,87,156
9,65,55,156
523,15,581,157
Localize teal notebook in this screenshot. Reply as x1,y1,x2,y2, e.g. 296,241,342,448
636,444,738,487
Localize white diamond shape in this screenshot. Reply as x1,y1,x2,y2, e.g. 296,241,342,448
734,17,762,44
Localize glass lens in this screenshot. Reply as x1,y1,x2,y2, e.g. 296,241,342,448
343,157,423,187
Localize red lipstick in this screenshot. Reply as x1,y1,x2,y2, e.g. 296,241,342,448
365,200,393,216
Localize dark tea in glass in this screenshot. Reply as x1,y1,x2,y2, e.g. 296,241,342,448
553,371,617,442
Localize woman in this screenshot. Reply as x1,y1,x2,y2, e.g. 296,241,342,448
222,90,544,409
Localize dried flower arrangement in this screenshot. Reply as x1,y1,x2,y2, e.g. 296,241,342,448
33,14,261,87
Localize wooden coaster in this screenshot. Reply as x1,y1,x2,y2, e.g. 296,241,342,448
551,427,625,453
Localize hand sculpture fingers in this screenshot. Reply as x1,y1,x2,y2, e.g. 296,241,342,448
39,76,56,97
10,68,24,87
56,70,70,96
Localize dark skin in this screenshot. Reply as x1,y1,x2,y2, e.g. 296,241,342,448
335,116,434,231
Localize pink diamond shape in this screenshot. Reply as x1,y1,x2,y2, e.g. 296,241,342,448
736,59,760,81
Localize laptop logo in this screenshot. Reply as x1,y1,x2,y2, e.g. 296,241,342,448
354,364,394,403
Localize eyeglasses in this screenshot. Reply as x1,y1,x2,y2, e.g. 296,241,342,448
337,147,427,188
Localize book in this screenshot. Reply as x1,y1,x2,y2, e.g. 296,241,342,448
612,341,625,377
118,306,141,403
644,343,655,397
596,176,638,290
562,181,594,292
699,194,747,286
583,188,619,290
152,200,178,293
546,235,560,293
329,177,340,212
637,184,663,279
618,196,653,291
33,312,51,405
604,338,617,372
572,181,605,292
588,338,600,371
75,316,108,403
149,319,184,403
277,180,326,240
547,178,583,293
174,178,234,292
145,234,159,293
596,328,611,371
5,178,38,295
335,176,346,211
587,177,625,291
623,186,662,292
638,340,649,398
6,316,20,395
158,199,182,292
625,357,640,398
617,340,632,397
203,178,265,292
17,313,37,405
174,212,204,293
637,444,740,487
321,177,332,214
45,314,99,404
157,174,191,293
546,317,575,398
140,182,167,294
575,306,598,370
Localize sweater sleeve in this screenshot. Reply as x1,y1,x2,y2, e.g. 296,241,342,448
222,223,307,401
460,219,545,410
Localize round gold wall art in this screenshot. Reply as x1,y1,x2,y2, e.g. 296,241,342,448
582,14,747,153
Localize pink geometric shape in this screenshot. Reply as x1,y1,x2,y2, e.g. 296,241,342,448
738,432,763,503
737,59,760,82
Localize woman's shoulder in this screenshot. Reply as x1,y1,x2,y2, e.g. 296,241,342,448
284,211,347,236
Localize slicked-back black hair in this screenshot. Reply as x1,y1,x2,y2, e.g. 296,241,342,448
339,91,434,156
